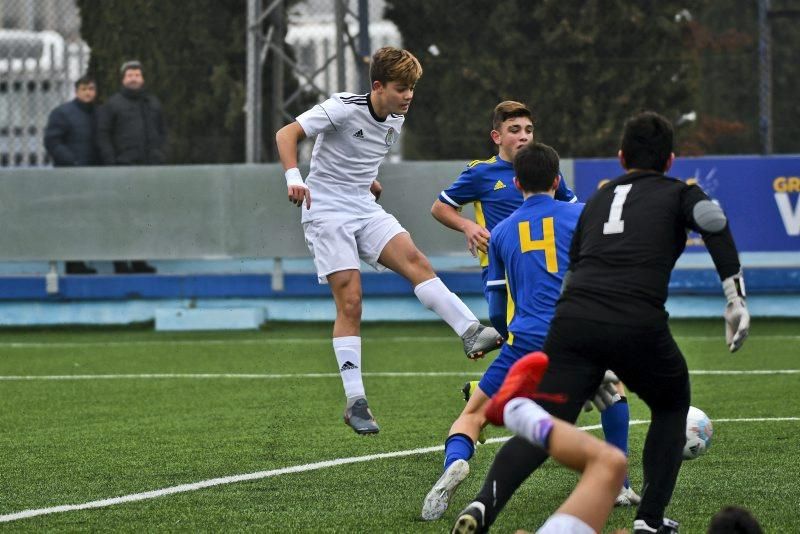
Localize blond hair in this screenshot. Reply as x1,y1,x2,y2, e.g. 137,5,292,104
492,101,532,131
370,47,422,86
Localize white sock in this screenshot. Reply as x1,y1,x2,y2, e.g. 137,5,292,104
414,277,478,337
333,336,365,401
504,398,554,449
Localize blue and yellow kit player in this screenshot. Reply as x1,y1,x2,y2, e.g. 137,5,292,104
422,143,637,522
431,101,576,333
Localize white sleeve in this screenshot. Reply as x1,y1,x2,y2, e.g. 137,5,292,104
296,97,349,137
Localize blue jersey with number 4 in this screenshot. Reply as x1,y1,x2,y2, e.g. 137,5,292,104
486,194,584,343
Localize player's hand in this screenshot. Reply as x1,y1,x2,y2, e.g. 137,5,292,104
288,184,311,209
584,370,621,412
724,297,749,352
722,271,748,353
463,221,490,257
370,180,382,201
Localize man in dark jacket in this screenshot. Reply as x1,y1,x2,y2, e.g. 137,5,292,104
45,75,98,167
97,60,166,273
97,60,167,166
44,75,98,274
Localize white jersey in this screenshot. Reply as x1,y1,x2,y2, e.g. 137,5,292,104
296,92,404,222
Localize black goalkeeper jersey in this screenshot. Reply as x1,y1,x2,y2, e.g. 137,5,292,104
555,170,741,326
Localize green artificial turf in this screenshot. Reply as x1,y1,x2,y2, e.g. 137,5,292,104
0,319,798,532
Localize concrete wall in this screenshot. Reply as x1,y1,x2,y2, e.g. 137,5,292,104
0,161,576,261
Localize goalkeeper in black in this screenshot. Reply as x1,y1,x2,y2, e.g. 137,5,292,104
452,111,749,534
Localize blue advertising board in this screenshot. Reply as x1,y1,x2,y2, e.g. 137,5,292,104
573,156,800,252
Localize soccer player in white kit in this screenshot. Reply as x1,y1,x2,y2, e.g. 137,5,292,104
275,47,503,435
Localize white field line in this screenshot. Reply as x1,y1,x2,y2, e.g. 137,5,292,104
0,334,797,349
0,369,797,381
0,369,800,382
1,417,798,524
0,337,452,348
0,372,482,381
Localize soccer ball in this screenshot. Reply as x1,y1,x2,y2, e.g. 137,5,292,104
683,406,713,460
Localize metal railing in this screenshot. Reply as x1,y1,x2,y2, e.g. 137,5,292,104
0,28,89,167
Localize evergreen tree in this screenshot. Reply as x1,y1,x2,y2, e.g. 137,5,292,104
387,0,697,159
76,0,304,163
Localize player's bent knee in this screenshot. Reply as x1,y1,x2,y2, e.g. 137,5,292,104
409,249,433,271
337,296,362,319
592,445,627,487
605,445,627,471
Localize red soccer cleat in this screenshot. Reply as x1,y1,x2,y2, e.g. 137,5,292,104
484,351,552,426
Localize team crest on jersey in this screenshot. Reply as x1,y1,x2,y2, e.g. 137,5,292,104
385,127,397,146
493,180,506,191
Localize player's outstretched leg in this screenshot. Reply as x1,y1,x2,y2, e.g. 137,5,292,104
377,233,502,359
454,395,626,534
422,379,494,520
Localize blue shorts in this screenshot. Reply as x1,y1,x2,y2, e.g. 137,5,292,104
478,334,545,397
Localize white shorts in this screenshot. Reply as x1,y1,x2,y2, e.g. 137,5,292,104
536,513,595,534
302,212,407,284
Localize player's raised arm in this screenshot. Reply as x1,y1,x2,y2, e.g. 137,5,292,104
681,185,749,352
275,121,311,209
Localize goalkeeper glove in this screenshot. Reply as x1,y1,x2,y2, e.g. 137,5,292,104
722,270,749,353
583,370,621,412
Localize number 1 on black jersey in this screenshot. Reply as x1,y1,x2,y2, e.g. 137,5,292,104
603,184,633,235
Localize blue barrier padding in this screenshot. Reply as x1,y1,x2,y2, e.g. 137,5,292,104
0,277,48,299
668,268,800,294
0,268,797,301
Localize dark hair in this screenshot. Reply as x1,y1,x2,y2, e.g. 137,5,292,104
492,101,532,131
369,47,422,86
513,142,560,194
74,75,95,89
708,506,763,534
119,60,143,78
620,111,674,172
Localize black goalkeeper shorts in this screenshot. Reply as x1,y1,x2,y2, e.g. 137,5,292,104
532,316,691,423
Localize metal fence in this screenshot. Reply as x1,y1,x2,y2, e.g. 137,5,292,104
285,0,399,97
0,0,88,167
0,0,394,167
1,1,793,167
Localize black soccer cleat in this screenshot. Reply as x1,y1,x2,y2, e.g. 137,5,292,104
451,501,487,534
343,398,379,435
633,517,679,533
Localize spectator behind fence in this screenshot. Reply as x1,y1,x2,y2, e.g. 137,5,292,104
43,74,98,275
97,60,166,274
